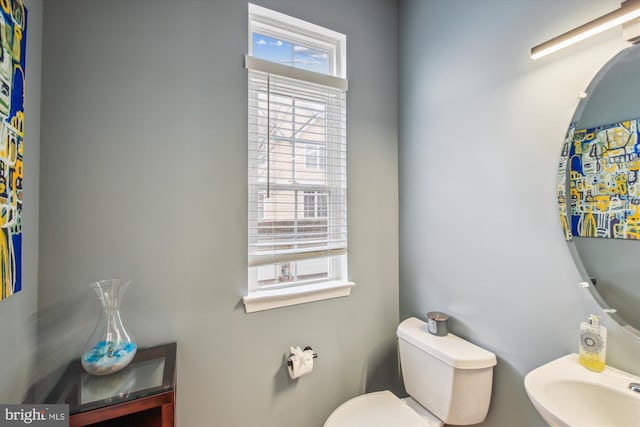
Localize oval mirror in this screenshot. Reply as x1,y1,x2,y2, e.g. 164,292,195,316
559,44,640,335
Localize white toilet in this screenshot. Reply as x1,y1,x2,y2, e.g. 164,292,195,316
324,317,497,427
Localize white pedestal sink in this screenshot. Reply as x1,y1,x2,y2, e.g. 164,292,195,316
524,354,640,427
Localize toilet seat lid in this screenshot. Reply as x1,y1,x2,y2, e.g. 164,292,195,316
324,391,433,427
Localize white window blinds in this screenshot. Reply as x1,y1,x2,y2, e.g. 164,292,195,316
247,63,347,289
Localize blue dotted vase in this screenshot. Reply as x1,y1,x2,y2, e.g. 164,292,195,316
81,279,137,375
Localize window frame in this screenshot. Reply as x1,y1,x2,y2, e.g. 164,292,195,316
247,4,346,79
304,144,326,170
243,4,354,313
303,191,328,218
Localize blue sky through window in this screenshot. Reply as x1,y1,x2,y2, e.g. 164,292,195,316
252,33,329,75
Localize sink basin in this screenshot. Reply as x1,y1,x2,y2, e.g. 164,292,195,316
524,354,640,427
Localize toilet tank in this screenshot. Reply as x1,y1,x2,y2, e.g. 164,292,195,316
396,317,497,425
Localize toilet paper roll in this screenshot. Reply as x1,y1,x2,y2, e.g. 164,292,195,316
287,346,314,379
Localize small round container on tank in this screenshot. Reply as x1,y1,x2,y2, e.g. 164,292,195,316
427,311,449,336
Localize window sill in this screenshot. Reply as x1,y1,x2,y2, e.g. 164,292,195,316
242,280,355,313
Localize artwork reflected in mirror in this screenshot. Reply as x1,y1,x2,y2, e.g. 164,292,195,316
568,118,640,240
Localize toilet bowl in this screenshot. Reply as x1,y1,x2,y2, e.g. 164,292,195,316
324,391,442,427
324,317,497,427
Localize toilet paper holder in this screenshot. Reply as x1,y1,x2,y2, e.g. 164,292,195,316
286,346,317,367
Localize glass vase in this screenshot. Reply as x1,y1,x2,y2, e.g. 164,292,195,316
81,279,137,375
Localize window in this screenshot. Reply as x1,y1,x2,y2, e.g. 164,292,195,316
244,4,353,313
304,144,325,170
256,191,265,220
303,191,327,218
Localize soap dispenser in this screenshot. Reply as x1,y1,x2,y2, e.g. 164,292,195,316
578,314,607,372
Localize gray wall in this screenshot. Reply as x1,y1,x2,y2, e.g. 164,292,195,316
0,0,42,404
39,0,398,426
398,1,640,426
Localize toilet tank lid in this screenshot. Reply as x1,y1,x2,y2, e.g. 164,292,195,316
397,317,497,369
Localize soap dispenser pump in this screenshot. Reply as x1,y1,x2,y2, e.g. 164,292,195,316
578,314,607,372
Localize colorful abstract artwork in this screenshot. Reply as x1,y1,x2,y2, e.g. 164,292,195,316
557,127,572,241
0,0,26,301
568,118,640,239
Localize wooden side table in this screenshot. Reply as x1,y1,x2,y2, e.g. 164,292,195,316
43,342,176,427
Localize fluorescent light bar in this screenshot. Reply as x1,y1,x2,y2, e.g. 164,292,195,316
531,0,640,60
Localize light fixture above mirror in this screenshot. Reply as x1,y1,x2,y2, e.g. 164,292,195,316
531,0,640,59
